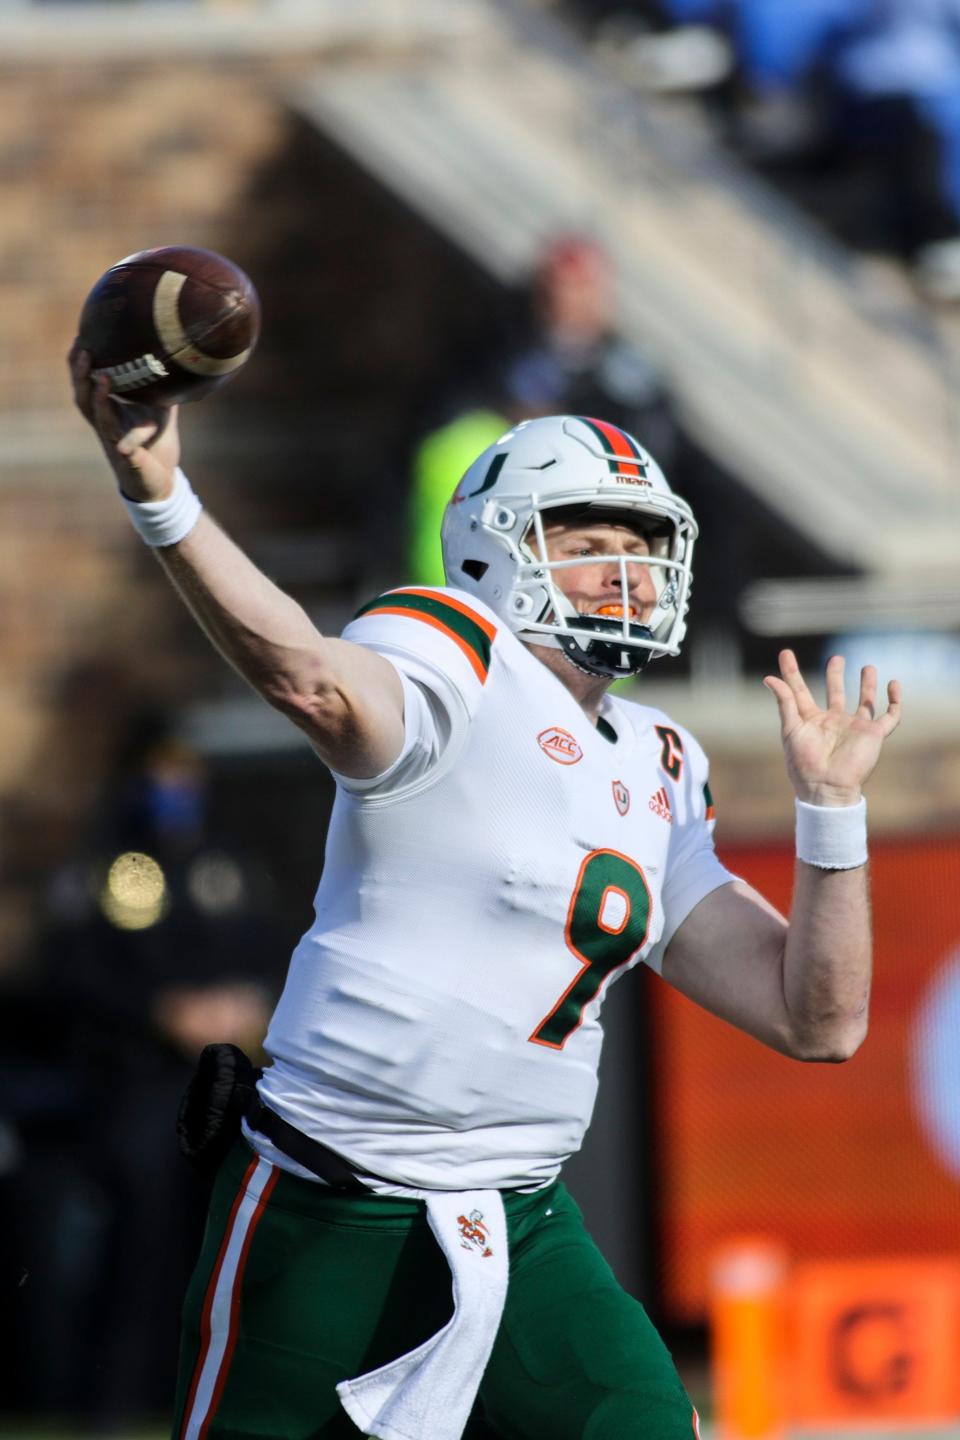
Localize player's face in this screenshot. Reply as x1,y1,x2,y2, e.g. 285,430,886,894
537,518,659,624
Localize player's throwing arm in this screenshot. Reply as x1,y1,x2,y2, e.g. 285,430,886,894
66,340,406,783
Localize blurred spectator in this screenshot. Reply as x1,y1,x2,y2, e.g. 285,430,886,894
829,1,960,296
4,713,285,1430
406,234,681,586
727,1,960,290
571,0,960,297
501,234,680,464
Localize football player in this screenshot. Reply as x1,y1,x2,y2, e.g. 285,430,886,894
69,344,900,1440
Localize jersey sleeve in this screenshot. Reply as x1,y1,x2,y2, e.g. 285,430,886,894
334,586,499,798
644,722,737,975
331,669,447,796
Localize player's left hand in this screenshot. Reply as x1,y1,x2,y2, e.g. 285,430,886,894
763,650,902,806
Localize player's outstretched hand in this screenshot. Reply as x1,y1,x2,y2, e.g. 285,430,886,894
763,649,902,807
68,339,180,502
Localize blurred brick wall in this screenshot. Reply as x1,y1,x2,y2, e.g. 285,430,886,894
0,60,297,411
0,51,505,970
0,57,306,969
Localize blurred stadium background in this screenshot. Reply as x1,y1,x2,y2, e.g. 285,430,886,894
2,0,960,1435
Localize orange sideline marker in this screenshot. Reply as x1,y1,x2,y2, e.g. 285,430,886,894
709,1237,789,1439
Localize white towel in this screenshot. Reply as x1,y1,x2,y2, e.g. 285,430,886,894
337,1189,509,1440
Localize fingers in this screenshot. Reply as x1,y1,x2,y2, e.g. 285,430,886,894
855,663,878,719
766,646,903,745
842,661,901,734
762,670,800,733
876,677,903,737
824,653,848,711
774,648,819,719
92,372,164,456
775,651,900,715
91,372,117,438
117,418,161,457
91,373,137,452
70,350,136,456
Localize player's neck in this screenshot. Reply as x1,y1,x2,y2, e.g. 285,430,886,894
525,642,611,725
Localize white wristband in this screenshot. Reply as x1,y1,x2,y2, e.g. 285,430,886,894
121,466,202,548
795,797,868,870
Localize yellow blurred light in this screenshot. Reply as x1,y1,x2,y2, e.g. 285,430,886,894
100,851,168,931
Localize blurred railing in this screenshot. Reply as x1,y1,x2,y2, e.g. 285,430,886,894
0,0,491,49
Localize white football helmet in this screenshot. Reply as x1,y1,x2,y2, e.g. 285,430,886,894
441,415,697,678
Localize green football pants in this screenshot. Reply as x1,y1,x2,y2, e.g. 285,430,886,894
172,1139,699,1440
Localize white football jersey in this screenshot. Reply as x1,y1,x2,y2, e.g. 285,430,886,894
254,586,734,1191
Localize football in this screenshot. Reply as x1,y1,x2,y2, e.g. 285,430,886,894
78,245,260,406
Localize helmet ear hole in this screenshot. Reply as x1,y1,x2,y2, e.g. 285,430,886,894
461,559,489,581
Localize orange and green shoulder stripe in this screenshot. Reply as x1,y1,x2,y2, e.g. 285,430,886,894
353,588,497,683
703,780,716,821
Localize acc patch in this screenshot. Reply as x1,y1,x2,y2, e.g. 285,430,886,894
537,726,583,765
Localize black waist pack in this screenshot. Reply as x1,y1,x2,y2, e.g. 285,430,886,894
177,1042,260,1180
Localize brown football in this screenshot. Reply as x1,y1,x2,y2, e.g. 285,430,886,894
78,245,260,405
